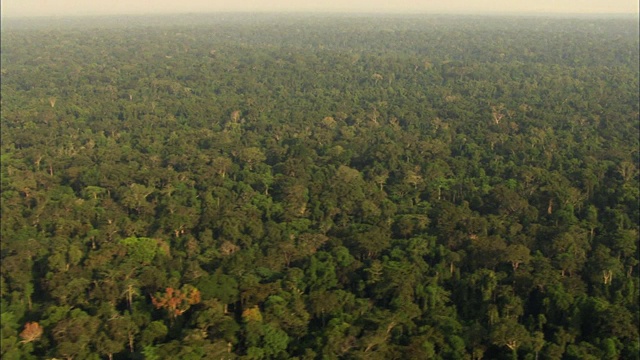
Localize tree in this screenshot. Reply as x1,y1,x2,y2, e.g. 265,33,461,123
551,225,590,277
196,271,239,313
152,285,201,320
19,322,43,343
121,183,155,216
490,318,531,360
503,244,532,272
244,322,290,360
119,236,162,265
237,147,266,171
51,309,100,360
353,226,391,259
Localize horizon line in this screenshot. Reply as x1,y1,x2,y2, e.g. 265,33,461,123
2,10,639,19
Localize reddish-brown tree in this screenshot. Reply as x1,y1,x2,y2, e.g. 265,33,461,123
152,285,201,319
20,322,43,343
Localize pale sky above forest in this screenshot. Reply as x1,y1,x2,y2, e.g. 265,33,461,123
2,0,638,18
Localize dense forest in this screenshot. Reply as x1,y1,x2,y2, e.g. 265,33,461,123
1,14,639,360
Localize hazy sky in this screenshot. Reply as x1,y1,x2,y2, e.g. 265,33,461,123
2,0,638,18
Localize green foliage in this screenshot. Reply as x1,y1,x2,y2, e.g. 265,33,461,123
197,272,239,303
120,236,159,265
1,13,638,360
